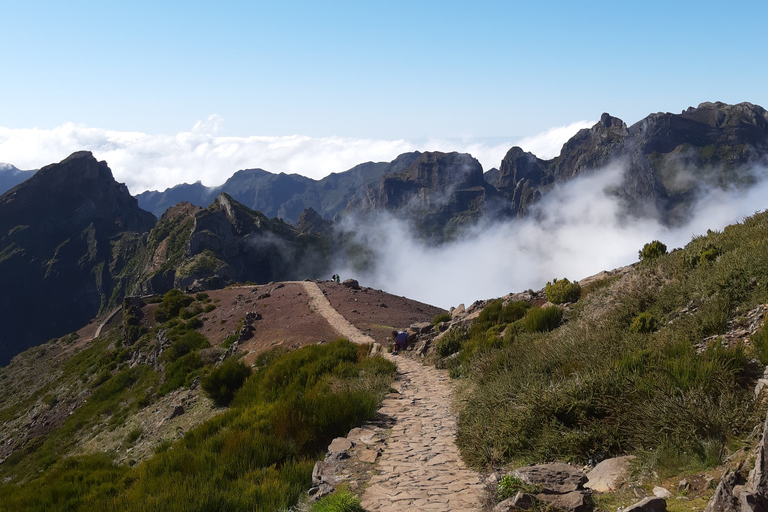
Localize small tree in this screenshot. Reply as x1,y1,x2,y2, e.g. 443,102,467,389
545,278,581,304
638,240,667,262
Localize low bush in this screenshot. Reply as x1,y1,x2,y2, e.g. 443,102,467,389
202,358,252,406
752,315,768,366
497,474,543,501
639,240,667,262
545,278,581,304
435,328,465,358
432,312,452,325
153,289,194,323
630,312,657,333
163,330,208,362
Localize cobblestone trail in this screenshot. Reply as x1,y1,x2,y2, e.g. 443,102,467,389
300,282,484,511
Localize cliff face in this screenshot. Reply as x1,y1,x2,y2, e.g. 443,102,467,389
358,151,503,240
0,152,156,365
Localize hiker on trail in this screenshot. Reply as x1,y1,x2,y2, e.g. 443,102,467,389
391,330,408,354
332,273,340,283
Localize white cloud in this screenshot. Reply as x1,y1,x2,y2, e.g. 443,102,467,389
336,165,768,309
516,120,594,159
0,118,591,194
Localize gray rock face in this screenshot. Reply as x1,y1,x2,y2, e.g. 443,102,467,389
705,407,768,512
498,102,768,224
493,492,535,512
624,497,667,512
536,490,592,512
514,463,588,494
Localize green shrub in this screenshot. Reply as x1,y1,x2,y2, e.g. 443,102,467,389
498,474,543,501
163,330,208,362
202,358,253,406
522,306,563,333
630,312,657,333
160,352,204,395
435,328,465,358
751,315,768,366
126,427,143,444
432,312,452,325
153,289,194,323
545,278,581,304
639,240,668,262
311,490,366,512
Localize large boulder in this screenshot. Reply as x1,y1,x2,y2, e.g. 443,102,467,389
514,463,588,494
585,456,635,492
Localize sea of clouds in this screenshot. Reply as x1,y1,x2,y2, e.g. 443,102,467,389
0,117,592,194
3,116,766,309
336,163,768,309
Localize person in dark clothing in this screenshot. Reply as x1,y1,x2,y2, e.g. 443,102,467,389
391,330,408,354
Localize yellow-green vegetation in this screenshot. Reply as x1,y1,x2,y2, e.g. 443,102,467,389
310,489,366,512
0,339,396,512
432,312,452,325
176,249,227,279
439,211,768,476
638,239,668,262
497,474,543,501
545,278,581,304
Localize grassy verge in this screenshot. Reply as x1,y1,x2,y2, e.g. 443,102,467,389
0,339,395,512
438,210,768,475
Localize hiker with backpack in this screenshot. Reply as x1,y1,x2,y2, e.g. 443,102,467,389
391,330,408,355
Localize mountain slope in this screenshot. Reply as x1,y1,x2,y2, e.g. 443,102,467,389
0,152,156,365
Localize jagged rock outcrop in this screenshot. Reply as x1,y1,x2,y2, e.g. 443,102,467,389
295,207,333,234
0,151,156,365
360,151,504,240
131,193,333,295
704,405,768,512
499,102,768,223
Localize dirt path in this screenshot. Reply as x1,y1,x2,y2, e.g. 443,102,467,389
300,282,484,511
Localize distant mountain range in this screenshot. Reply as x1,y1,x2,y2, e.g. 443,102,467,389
2,101,768,363
0,163,36,194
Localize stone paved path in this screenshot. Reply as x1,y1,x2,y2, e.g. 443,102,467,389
301,282,484,511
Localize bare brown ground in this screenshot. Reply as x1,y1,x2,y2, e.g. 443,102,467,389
317,282,446,346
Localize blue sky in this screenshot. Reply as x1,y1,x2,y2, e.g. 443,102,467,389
3,0,767,139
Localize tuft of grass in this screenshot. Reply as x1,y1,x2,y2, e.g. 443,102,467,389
521,306,563,333
497,474,543,501
310,490,366,512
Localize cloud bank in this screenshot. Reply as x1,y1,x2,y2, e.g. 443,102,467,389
336,164,768,309
0,117,592,194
